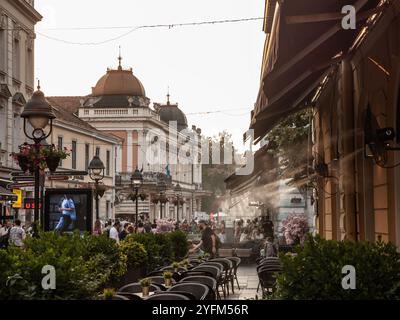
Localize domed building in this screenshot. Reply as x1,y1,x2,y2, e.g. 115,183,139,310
65,56,207,221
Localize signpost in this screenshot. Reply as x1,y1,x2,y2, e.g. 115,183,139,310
11,176,34,182
7,182,35,189
47,171,88,177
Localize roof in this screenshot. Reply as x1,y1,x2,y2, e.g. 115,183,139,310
48,98,122,143
157,102,188,131
250,0,383,141
92,67,146,97
47,96,83,114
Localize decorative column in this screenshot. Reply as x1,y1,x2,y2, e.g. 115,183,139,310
127,130,133,171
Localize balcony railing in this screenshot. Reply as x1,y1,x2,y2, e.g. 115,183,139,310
116,171,172,187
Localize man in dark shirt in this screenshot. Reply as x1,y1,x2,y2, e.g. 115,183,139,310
190,220,218,258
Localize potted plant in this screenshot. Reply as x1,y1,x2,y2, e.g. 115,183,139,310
139,278,152,297
102,288,116,300
180,259,189,270
163,271,173,287
171,261,180,272
41,144,70,173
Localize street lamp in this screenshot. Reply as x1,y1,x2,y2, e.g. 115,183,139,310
157,178,167,219
88,155,105,220
174,183,182,222
131,167,143,230
20,85,55,235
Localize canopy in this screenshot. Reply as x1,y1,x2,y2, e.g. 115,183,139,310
250,0,382,141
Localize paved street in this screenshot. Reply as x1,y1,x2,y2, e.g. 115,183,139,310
225,264,260,300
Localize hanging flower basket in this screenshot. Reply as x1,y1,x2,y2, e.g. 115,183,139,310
16,154,30,173
45,155,61,173
11,143,70,174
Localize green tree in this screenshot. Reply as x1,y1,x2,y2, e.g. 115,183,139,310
201,131,239,213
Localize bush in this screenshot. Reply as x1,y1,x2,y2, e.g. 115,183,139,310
166,231,188,260
119,237,147,270
128,233,165,269
274,236,400,300
0,232,128,300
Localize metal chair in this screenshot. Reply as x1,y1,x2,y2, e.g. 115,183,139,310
257,265,283,296
226,256,241,291
168,282,209,300
180,276,217,300
209,258,233,295
147,293,190,300
118,282,159,294
116,292,143,300
193,265,224,298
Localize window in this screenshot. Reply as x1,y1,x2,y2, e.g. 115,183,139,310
12,38,20,80
95,147,100,157
0,28,5,72
106,150,110,176
57,136,63,166
72,141,77,169
26,48,33,86
85,143,90,171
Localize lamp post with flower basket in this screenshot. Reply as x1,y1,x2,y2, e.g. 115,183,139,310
18,84,56,235
88,155,105,221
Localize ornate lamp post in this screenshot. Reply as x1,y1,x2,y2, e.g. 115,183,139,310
20,85,55,235
88,155,105,220
131,167,143,230
173,183,182,222
157,178,167,219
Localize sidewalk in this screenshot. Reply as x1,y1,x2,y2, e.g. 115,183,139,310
223,264,261,300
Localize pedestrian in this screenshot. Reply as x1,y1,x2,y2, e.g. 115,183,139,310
109,220,121,244
264,237,278,257
9,219,25,247
0,221,11,249
189,220,219,259
93,219,102,236
136,222,145,233
119,223,129,241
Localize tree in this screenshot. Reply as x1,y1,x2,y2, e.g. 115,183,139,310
264,108,313,193
201,131,240,213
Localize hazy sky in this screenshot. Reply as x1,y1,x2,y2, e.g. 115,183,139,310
35,0,265,152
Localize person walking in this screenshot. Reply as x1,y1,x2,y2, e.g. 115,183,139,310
0,221,11,249
109,221,121,244
264,237,278,257
9,219,26,247
92,219,102,236
189,220,219,259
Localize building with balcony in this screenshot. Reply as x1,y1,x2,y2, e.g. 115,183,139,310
50,56,206,222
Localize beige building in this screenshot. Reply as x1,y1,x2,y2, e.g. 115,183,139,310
0,0,41,220
46,99,122,221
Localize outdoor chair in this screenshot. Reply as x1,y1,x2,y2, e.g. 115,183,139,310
180,276,217,300
115,292,143,300
180,270,216,280
193,265,224,298
168,282,209,300
257,265,283,296
147,276,176,286
118,283,160,294
209,258,234,295
226,257,241,291
147,293,190,300
146,270,181,281
160,266,187,273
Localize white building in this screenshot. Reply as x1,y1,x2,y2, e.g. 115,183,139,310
51,57,207,222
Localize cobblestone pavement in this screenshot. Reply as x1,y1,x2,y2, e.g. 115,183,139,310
222,264,261,300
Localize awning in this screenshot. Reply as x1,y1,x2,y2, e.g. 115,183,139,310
0,186,17,202
251,0,382,141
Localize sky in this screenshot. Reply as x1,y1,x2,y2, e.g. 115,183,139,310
34,0,265,152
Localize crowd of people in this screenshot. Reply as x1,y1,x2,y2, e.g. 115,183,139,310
0,220,28,248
